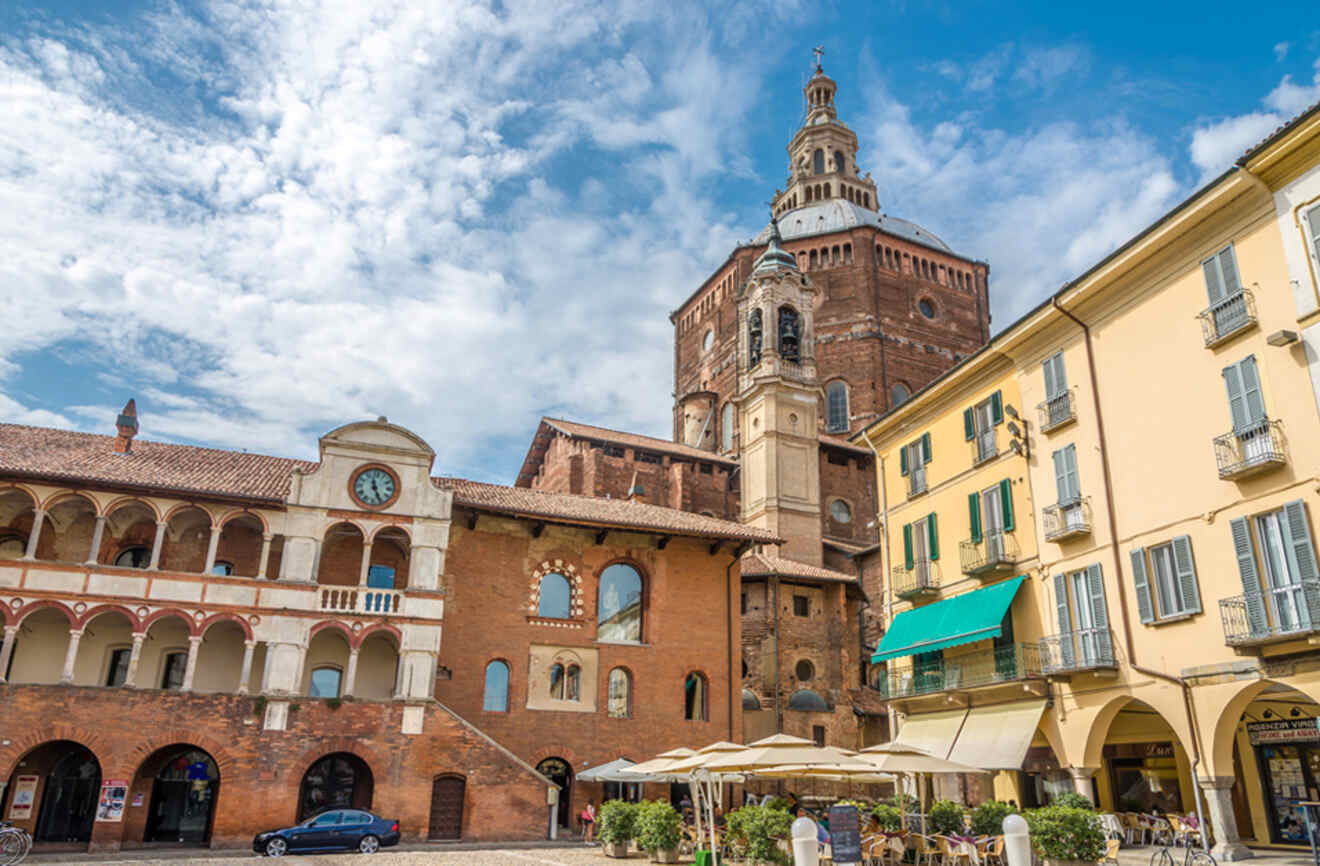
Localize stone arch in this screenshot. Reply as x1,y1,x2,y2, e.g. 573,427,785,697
160,502,216,526
158,506,215,573
368,525,410,590
0,486,39,559
309,620,355,645
200,612,253,641
528,560,584,619
101,499,159,567
37,493,100,562
40,489,103,516
79,604,142,631
354,622,402,650
141,607,201,636
104,496,162,523
214,511,265,577
1076,690,1194,770
318,521,365,586
1207,678,1320,777
15,598,78,628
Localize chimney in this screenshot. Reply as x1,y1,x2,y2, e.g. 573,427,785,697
627,470,645,503
114,399,139,453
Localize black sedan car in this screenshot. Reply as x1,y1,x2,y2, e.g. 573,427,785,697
253,809,401,856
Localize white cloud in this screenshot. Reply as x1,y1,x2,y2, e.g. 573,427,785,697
1275,42,1291,62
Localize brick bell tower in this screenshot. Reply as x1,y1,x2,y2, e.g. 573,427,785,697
734,219,823,565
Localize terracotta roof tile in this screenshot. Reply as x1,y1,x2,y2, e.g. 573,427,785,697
739,552,857,583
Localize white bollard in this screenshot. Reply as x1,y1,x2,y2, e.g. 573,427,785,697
793,817,820,866
1003,814,1030,866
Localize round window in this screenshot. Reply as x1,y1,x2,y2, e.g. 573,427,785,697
830,499,852,524
702,330,714,352
919,298,936,319
796,660,815,682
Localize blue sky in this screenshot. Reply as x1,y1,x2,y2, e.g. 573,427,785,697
1,0,1317,483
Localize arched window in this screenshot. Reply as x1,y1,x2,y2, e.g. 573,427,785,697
778,306,801,363
813,149,825,174
598,563,643,642
483,660,509,712
826,381,848,433
823,183,831,199
809,250,818,269
309,666,342,698
721,403,734,452
549,663,564,698
748,308,763,366
684,672,708,721
115,546,151,568
833,150,845,173
566,664,581,701
607,668,631,718
537,573,572,618
843,243,852,264
788,689,829,712
891,383,911,408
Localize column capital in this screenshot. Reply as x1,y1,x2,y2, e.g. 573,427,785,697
1067,766,1099,779
243,639,256,648
1198,775,1237,791
262,534,273,542
187,634,204,645
68,628,85,638
3,624,18,635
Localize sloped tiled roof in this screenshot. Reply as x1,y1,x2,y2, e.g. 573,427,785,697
739,552,857,584
516,417,737,488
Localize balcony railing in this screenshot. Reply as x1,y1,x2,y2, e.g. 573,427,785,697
1039,628,1117,674
1198,289,1257,348
892,562,939,601
959,533,1019,577
1214,419,1286,480
971,430,998,465
1043,498,1092,542
1037,390,1077,433
908,465,928,497
879,642,1042,699
1220,582,1320,646
320,586,403,615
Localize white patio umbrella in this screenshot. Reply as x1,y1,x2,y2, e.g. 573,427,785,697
634,741,745,861
700,734,869,773
854,742,986,831
629,747,697,776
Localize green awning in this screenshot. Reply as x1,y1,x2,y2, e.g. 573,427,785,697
872,575,1026,662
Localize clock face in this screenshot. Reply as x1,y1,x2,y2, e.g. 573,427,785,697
353,467,397,507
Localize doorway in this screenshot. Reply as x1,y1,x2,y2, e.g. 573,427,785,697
536,757,573,832
32,744,100,844
142,747,219,844
298,753,374,821
428,775,465,840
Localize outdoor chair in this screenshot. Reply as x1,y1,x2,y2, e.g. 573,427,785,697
1148,816,1174,846
1167,815,1203,849
1103,839,1121,866
1098,813,1125,842
1120,812,1146,845
979,835,1004,866
910,833,941,866
938,834,979,866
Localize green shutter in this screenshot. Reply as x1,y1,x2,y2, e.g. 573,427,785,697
1230,516,1268,636
1218,246,1241,296
900,445,909,476
1283,500,1320,628
1223,362,1248,431
1085,563,1109,629
963,408,974,440
969,493,982,543
1202,255,1226,304
990,391,1003,424
1170,535,1202,615
1239,357,1265,425
921,432,932,464
903,523,914,570
1129,548,1155,623
1053,574,1074,668
927,513,939,561
1000,479,1014,532
1042,356,1058,400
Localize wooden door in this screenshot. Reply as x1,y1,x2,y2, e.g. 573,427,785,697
428,776,465,840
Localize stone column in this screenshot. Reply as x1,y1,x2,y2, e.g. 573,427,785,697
148,521,167,569
257,535,273,579
0,625,18,683
393,653,407,700
124,632,146,687
181,634,203,691
358,542,373,586
60,629,83,684
343,647,360,697
1200,776,1253,860
1068,766,1099,803
84,515,106,565
202,524,221,574
22,509,45,560
237,640,256,694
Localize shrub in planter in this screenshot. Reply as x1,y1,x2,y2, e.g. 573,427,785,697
637,800,683,863
1024,806,1105,865
599,800,640,857
872,804,903,831
970,801,1019,836
1050,792,1095,811
928,799,966,836
726,805,793,866
763,797,791,812
889,793,918,813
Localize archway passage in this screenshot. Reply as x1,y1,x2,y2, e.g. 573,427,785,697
3,741,101,844
428,775,465,840
536,757,572,831
140,746,219,844
298,753,373,821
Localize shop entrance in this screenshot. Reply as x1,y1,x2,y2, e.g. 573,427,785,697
141,746,219,844
298,753,373,821
535,757,573,832
30,743,101,844
1234,685,1320,844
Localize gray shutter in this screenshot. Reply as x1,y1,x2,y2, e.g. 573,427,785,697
1129,548,1156,623
1052,449,1068,504
1223,362,1249,432
1230,516,1268,636
1053,574,1074,667
1239,356,1265,424
1218,246,1241,296
1085,563,1109,629
1283,500,1320,628
1043,356,1058,400
1170,535,1203,615
1062,445,1081,501
1051,353,1068,395
1202,256,1226,304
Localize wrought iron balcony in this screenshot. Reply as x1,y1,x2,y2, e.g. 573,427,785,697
960,533,1019,577
1220,583,1320,646
1039,628,1117,674
891,562,939,601
878,642,1043,699
908,465,928,498
1043,497,1092,542
1214,419,1286,480
1037,390,1077,433
970,430,998,466
1198,289,1257,348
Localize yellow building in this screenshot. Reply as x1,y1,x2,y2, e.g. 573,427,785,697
857,101,1320,861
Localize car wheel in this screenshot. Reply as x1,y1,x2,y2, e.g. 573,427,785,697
359,834,380,854
265,837,288,857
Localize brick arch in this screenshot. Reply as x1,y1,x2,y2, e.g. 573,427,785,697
530,746,580,769
161,502,217,527
529,560,584,617
354,623,401,650
0,726,110,781
216,508,269,534
15,598,78,628
0,482,42,507
370,523,411,544
40,489,103,516
79,603,142,631
200,612,253,641
322,519,368,539
125,732,240,781
103,496,162,522
142,607,201,636
289,739,390,787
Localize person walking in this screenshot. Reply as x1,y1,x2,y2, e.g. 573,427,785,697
581,801,598,844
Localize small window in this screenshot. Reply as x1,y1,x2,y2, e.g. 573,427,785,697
721,403,735,451
598,563,643,642
826,381,849,433
813,149,825,175
211,561,234,576
703,329,714,353
684,672,708,721
699,463,713,475
795,659,815,682
607,668,631,719
919,298,936,319
105,647,131,687
635,451,662,465
483,660,509,712
826,451,850,466
537,573,572,619
891,383,910,407
566,664,581,701
793,595,810,617
603,445,625,458
830,500,852,524
309,666,342,698
160,651,188,690
115,546,151,569
813,725,826,747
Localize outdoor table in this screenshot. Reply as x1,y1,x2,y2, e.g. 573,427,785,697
1297,801,1320,866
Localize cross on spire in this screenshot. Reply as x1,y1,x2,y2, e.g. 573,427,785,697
813,45,824,72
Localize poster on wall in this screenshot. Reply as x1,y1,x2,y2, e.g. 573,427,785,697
7,775,38,820
96,779,129,822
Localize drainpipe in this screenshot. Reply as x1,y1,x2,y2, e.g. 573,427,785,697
859,428,897,742
726,554,737,742
1051,298,1209,847
772,577,782,734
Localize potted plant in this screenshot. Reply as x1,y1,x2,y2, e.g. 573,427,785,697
1050,792,1095,810
599,800,640,858
637,800,683,863
726,804,793,866
928,799,967,836
970,801,1019,836
1025,806,1106,866
872,803,903,831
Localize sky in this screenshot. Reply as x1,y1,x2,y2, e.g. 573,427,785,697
1,0,1318,484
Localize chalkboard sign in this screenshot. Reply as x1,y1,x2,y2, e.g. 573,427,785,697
828,804,862,865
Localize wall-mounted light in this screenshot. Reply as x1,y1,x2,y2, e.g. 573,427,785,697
1005,405,1020,420
1007,421,1021,437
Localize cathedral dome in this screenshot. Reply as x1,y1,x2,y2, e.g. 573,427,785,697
754,199,954,254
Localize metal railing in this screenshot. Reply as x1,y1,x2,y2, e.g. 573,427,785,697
971,430,998,465
892,562,939,599
1039,628,1117,673
320,586,403,615
1220,582,1320,645
1037,390,1076,433
960,533,1019,576
1198,289,1257,348
1213,419,1286,480
879,642,1043,699
908,465,928,497
1042,497,1092,541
